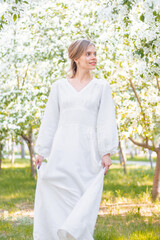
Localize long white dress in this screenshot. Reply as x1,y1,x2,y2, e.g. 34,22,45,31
33,77,118,240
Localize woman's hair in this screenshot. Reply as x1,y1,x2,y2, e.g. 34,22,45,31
67,39,95,78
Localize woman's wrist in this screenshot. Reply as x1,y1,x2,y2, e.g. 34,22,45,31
37,154,44,159
102,153,111,159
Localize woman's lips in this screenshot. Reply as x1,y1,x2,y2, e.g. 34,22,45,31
89,62,96,66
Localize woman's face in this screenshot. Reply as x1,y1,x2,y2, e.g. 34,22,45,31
75,44,97,71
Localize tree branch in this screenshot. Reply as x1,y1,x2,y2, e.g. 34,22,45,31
22,66,29,86
129,78,146,122
128,136,156,152
156,76,160,91
21,134,30,143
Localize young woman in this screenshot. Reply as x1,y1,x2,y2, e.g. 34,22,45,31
33,39,118,240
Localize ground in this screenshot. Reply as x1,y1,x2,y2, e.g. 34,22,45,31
0,158,160,240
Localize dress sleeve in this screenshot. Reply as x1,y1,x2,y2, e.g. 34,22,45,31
35,82,60,158
96,81,119,158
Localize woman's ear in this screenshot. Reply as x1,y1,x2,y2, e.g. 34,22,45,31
74,59,78,65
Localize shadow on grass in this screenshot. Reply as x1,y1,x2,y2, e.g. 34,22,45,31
0,219,33,240
0,165,36,211
1,213,159,240
102,166,154,200
0,158,159,240
94,213,160,240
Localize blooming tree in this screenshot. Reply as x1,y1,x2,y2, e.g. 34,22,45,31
97,0,160,200
1,0,160,201
0,0,102,176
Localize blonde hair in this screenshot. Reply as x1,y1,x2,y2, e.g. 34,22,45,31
67,39,95,78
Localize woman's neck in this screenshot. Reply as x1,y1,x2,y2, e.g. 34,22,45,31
71,72,93,82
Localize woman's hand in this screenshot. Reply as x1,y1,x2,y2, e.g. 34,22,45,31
101,153,112,175
35,154,44,169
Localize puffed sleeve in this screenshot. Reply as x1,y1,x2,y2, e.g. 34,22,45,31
96,81,119,158
35,81,60,159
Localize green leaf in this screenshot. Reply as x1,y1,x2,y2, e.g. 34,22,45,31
140,14,145,22
145,57,149,63
134,48,144,58
13,14,17,22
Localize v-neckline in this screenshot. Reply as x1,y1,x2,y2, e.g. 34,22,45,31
65,78,95,94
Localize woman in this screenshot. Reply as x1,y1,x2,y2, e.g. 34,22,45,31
33,39,118,240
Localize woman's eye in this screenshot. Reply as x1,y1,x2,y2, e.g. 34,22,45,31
86,53,97,56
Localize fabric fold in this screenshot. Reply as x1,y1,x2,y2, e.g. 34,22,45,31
57,167,105,240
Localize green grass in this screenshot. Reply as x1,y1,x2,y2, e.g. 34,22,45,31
0,158,160,240
95,215,160,240
0,159,35,239
102,164,155,203
0,158,36,211
112,155,157,162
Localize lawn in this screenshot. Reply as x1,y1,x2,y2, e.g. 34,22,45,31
0,158,160,240
112,155,157,162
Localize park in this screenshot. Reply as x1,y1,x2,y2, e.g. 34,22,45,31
0,0,160,239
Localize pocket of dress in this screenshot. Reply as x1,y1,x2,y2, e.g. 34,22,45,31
37,161,48,180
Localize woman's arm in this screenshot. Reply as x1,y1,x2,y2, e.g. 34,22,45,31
35,81,60,167
96,81,118,174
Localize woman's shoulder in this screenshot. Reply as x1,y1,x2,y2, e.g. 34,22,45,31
51,78,66,87
94,78,110,87
51,77,110,88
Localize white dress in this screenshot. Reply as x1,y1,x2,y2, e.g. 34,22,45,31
33,78,118,240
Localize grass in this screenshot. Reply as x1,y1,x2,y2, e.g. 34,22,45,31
112,155,157,162
102,164,155,203
0,158,160,240
95,215,160,240
0,159,35,240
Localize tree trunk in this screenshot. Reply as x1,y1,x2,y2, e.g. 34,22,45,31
27,127,36,178
22,126,36,178
119,140,127,174
11,140,15,164
149,149,153,169
21,137,25,159
8,137,12,161
130,150,134,159
118,141,123,164
134,147,138,156
0,143,3,171
152,150,160,200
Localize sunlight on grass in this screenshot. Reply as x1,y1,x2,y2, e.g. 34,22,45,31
102,164,155,205
94,214,160,240
2,158,31,169
0,158,160,239
112,155,156,162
